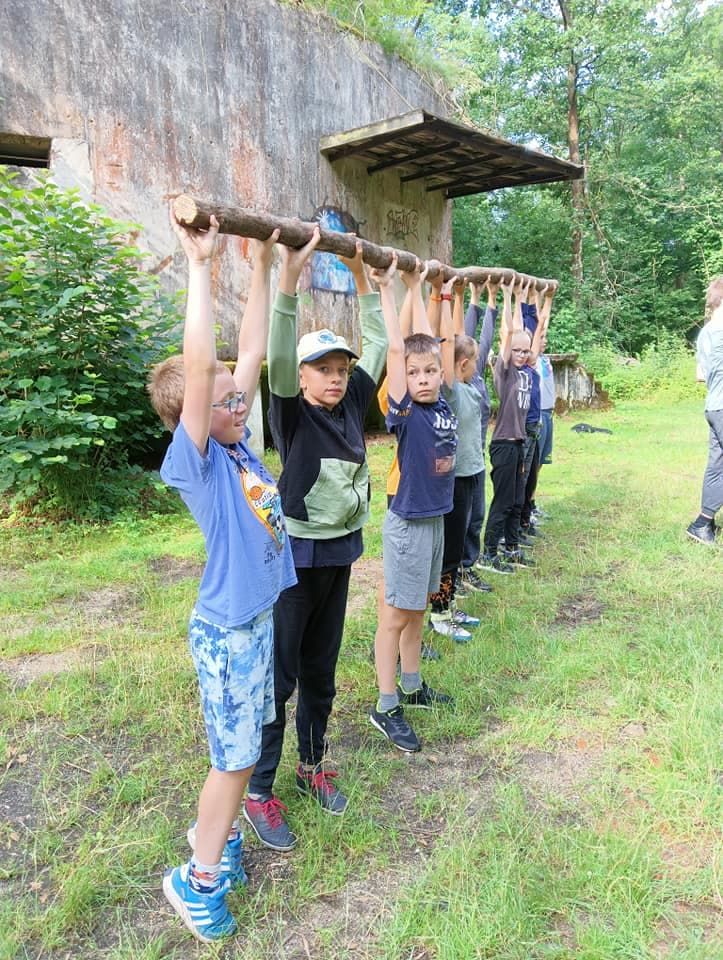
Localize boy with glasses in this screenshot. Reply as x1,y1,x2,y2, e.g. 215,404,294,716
478,277,534,574
148,211,295,942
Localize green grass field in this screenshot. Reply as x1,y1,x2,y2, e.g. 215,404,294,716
0,400,721,959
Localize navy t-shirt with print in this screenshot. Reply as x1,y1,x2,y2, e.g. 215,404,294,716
385,392,457,519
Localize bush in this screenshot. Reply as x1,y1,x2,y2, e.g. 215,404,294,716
0,171,180,518
581,334,700,403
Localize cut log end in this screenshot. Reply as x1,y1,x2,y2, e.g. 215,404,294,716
173,195,200,226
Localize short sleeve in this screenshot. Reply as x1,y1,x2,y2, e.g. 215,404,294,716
385,391,413,428
160,420,212,493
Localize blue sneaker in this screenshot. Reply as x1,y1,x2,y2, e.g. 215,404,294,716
186,822,248,888
162,862,237,943
451,607,481,628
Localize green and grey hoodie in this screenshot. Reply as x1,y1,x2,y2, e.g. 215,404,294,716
268,291,387,543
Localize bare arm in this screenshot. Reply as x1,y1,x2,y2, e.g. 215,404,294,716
171,206,220,455
232,230,280,411
498,278,515,367
370,255,406,401
426,266,443,337
440,277,455,387
453,277,467,336
400,259,431,335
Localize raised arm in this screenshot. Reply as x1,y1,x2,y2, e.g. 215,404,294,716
498,277,515,367
453,277,467,336
477,277,499,374
338,239,387,382
370,255,406,402
400,259,431,336
439,277,456,387
426,267,444,337
171,206,220,455
267,228,321,396
232,230,279,411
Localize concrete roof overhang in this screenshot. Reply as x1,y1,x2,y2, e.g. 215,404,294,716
320,110,583,198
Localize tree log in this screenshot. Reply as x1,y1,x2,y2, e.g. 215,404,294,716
172,195,558,292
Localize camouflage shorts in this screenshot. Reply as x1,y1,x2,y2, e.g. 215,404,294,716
188,608,275,772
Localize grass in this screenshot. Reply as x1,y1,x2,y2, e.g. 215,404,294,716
0,399,721,959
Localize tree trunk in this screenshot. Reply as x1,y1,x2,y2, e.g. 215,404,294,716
172,195,558,292
559,0,584,299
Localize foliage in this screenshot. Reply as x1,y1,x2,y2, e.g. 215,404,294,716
582,333,700,402
300,1,723,355
0,170,180,519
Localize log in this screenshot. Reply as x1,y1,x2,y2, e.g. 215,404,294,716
172,195,558,292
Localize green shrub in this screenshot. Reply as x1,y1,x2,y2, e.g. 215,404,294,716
582,334,700,403
0,171,180,518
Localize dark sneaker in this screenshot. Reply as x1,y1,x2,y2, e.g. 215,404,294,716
163,863,236,943
452,607,481,628
459,568,493,592
477,552,515,575
397,680,455,709
503,549,536,568
517,532,535,548
422,643,441,661
532,506,552,521
369,705,421,753
295,763,347,815
686,519,717,546
187,822,247,889
243,796,297,851
429,611,472,643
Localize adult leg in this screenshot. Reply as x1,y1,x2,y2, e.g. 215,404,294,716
701,409,723,517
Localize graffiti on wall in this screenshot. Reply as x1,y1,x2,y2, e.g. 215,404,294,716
309,206,360,295
383,206,420,246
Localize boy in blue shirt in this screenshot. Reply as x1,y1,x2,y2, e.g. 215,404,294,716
148,210,295,943
370,256,456,753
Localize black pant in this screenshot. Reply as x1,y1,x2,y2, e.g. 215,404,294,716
521,436,540,527
483,439,525,553
430,473,478,612
248,565,351,794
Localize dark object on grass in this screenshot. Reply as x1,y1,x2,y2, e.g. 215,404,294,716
571,423,613,435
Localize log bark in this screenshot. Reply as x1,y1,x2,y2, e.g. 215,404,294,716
172,195,558,293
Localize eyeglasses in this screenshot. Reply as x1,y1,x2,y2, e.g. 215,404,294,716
512,348,531,356
211,391,247,413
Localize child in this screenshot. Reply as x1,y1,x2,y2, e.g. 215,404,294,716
148,211,295,942
531,285,557,523
458,277,499,589
243,233,388,850
428,279,487,641
370,256,455,753
478,277,533,574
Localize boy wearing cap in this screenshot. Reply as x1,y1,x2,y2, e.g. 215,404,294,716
244,231,387,850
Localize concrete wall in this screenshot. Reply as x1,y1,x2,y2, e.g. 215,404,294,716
0,0,452,355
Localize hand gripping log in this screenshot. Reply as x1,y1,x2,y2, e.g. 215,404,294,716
172,195,558,293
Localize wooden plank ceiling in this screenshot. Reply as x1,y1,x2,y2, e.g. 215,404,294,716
319,110,583,198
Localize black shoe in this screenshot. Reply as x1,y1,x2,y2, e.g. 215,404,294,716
477,552,515,575
369,705,421,752
517,533,535,548
502,548,536,568
421,644,441,661
397,680,455,709
522,523,544,538
459,567,493,592
686,519,717,546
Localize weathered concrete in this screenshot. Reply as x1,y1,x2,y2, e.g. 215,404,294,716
0,0,452,359
548,354,611,411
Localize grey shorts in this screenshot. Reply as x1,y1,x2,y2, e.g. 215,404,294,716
382,510,444,610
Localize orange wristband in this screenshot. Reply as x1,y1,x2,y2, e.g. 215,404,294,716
430,295,442,302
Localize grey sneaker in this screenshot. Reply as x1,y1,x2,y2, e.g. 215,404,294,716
369,704,421,753
243,796,297,851
459,568,493,592
429,611,472,643
295,763,347,815
502,548,536,568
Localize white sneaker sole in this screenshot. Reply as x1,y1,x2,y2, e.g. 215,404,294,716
369,713,421,753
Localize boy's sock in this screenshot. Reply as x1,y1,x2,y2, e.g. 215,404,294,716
189,857,223,893
378,692,400,713
399,671,422,693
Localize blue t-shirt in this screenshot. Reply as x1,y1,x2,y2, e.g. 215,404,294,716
386,392,457,519
525,363,541,424
160,421,297,627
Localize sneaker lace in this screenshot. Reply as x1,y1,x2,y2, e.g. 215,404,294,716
260,796,289,828
309,769,338,795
